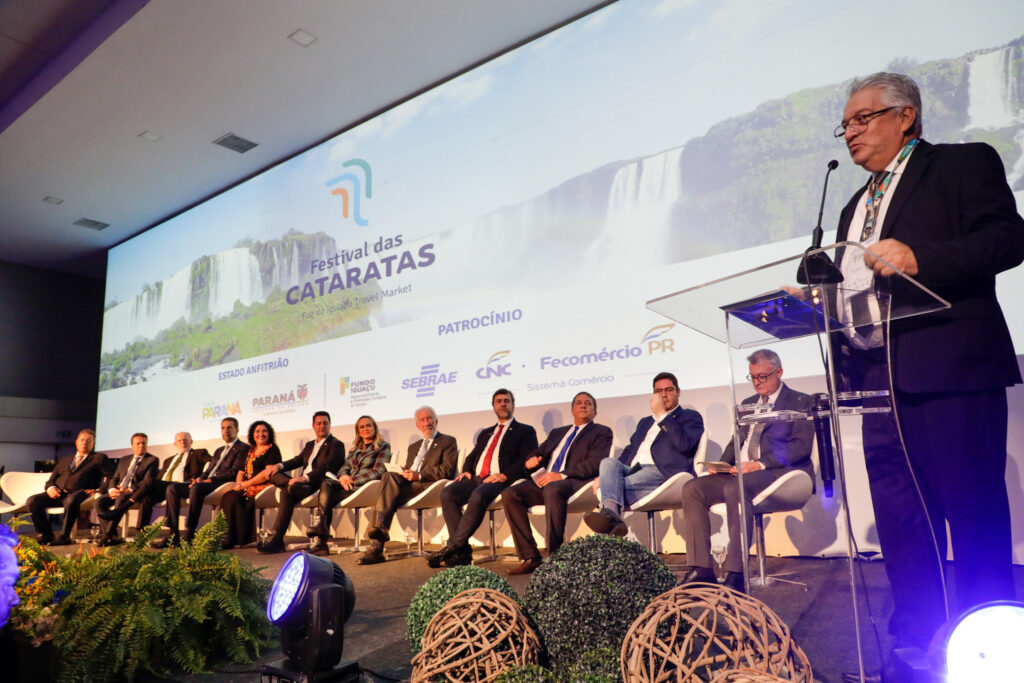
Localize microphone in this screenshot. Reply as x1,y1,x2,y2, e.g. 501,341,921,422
811,393,835,497
797,159,844,285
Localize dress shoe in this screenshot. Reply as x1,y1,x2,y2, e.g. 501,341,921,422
427,546,454,568
444,545,473,567
679,566,717,585
96,509,117,521
357,545,386,565
38,534,54,546
257,538,287,554
367,526,390,544
151,535,180,549
97,534,123,547
506,558,542,575
220,541,236,550
308,539,331,556
583,508,627,536
722,571,745,593
48,535,73,547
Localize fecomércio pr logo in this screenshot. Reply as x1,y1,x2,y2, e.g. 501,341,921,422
641,323,676,354
402,363,457,398
325,158,372,226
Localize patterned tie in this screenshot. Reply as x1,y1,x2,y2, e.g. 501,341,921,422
478,423,504,478
411,439,430,472
119,455,141,490
549,426,579,474
859,138,918,241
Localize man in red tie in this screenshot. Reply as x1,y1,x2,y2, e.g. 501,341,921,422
428,388,537,568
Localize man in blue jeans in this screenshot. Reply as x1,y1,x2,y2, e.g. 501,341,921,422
584,371,704,536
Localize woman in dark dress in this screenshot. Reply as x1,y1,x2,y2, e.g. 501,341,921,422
220,420,281,549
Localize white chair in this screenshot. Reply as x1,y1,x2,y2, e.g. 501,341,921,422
332,480,383,553
254,485,281,536
397,479,450,558
0,471,57,520
748,469,814,587
625,423,709,554
475,483,523,564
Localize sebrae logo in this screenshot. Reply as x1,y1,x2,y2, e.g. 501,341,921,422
641,323,676,354
325,158,372,226
402,363,457,398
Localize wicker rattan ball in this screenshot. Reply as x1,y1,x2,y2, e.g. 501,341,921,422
621,583,812,682
709,669,789,682
411,588,541,682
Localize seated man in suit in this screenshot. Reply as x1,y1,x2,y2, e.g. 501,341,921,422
155,417,248,548
28,428,108,545
258,411,347,554
95,433,160,545
429,388,538,568
680,349,814,592
503,391,613,575
584,371,704,537
357,405,459,565
138,431,211,528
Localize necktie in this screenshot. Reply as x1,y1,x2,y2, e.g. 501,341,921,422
411,439,430,472
478,423,504,478
119,456,141,490
859,138,918,241
746,398,768,462
204,446,227,478
71,454,84,471
165,452,184,482
550,426,578,474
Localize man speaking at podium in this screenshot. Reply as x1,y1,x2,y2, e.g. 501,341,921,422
833,72,1023,662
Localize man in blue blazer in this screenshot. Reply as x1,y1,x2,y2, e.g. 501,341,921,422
680,349,814,591
831,72,1023,661
503,391,614,574
429,388,538,568
584,371,704,536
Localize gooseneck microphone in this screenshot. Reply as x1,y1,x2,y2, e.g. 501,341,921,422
797,159,844,285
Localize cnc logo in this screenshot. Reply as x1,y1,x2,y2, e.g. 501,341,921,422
325,158,372,226
641,323,676,354
401,363,458,398
476,350,512,379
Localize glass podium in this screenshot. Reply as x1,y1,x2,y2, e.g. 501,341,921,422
646,242,949,680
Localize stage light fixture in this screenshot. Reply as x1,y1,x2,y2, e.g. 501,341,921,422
941,601,1024,682
262,552,359,683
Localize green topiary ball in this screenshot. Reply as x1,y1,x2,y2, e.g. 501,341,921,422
406,565,520,653
523,535,675,670
563,647,622,682
495,663,557,682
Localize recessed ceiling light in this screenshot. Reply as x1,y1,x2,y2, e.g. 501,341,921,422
138,130,162,142
288,29,317,47
73,218,110,231
213,132,258,154
43,196,64,205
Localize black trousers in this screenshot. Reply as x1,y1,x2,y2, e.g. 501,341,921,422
308,480,348,539
219,489,258,546
841,347,1015,649
440,476,508,549
503,477,588,561
28,489,89,539
269,481,317,542
164,481,223,537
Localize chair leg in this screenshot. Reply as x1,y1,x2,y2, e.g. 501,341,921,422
748,512,807,590
647,512,658,554
474,509,499,564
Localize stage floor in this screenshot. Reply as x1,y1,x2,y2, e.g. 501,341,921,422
160,539,1023,683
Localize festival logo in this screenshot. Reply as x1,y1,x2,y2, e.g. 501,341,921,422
401,363,458,398
325,158,372,226
476,350,512,379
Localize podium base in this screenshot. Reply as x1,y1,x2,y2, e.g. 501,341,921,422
260,659,361,683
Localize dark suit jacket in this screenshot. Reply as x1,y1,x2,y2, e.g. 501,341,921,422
104,453,159,500
203,440,250,483
277,433,346,489
158,448,211,483
720,384,815,481
836,140,1024,393
461,418,538,483
525,421,613,481
402,432,459,482
618,405,704,478
45,451,108,493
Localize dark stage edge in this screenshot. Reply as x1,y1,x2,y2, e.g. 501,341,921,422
65,538,1019,683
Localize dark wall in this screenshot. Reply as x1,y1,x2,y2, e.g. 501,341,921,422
0,259,104,401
